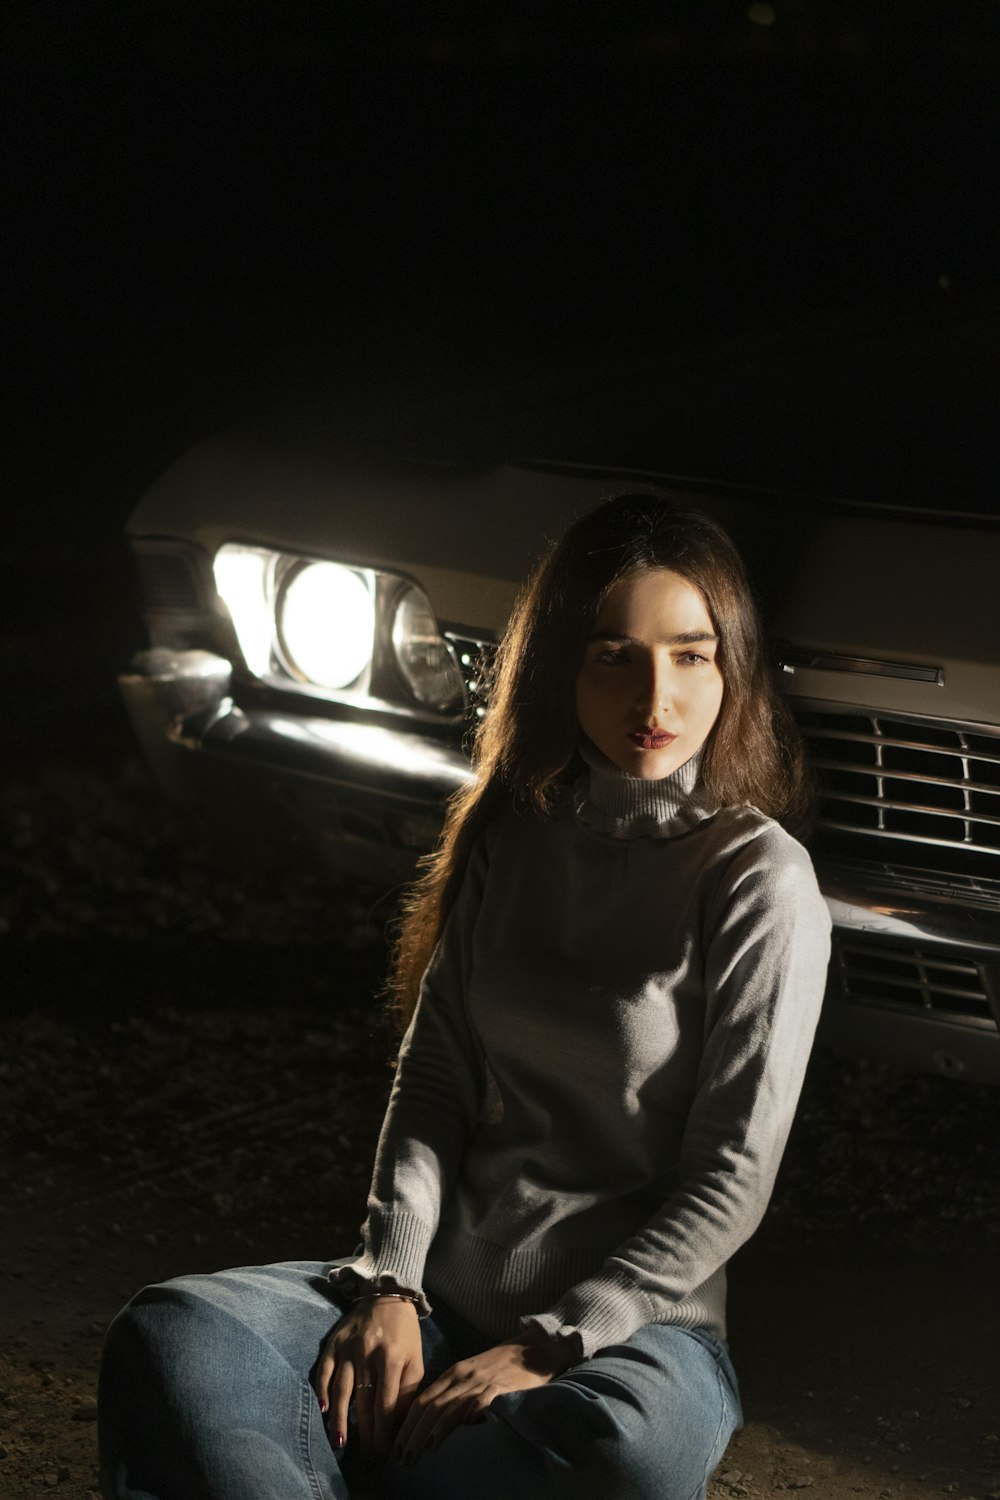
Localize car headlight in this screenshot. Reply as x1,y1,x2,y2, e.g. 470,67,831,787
391,586,464,711
212,545,278,679
212,542,465,717
277,561,375,690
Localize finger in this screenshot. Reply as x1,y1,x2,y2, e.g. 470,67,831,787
393,1380,433,1455
396,1379,463,1463
354,1373,377,1454
328,1362,355,1454
312,1345,336,1414
462,1387,499,1425
389,1350,425,1441
372,1363,401,1461
392,1370,422,1436
424,1389,483,1453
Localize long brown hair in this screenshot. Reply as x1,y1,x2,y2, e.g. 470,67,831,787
388,492,811,1025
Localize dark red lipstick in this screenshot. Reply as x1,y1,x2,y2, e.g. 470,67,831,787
628,728,677,750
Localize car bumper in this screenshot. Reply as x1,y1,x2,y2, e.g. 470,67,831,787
119,650,472,885
120,650,1000,1083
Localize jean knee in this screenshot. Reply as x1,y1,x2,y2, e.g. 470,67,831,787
103,1277,241,1412
491,1332,739,1500
488,1376,632,1498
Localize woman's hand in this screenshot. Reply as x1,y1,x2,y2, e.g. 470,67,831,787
393,1334,574,1465
313,1297,424,1463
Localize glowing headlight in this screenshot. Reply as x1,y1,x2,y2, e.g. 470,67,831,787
213,543,463,716
277,562,375,690
214,544,376,693
213,546,276,678
392,587,464,711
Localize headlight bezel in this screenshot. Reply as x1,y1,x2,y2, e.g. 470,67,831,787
212,541,469,722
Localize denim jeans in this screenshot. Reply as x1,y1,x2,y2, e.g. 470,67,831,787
98,1259,741,1500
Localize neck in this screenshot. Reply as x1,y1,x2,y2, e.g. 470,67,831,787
573,736,714,839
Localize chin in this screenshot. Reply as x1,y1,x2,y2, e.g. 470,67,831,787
620,749,685,779
638,759,683,780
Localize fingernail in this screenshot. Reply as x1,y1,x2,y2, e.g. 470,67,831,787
319,1400,328,1414
334,1430,346,1450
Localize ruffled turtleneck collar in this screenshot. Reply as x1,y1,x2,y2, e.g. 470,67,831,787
573,736,716,840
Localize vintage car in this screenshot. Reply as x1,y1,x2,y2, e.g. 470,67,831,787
118,383,1000,1086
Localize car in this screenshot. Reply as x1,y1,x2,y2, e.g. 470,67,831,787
118,366,1000,1087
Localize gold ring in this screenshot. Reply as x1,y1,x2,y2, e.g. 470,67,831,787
356,1381,376,1390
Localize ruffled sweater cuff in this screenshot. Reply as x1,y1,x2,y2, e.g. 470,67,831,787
326,1210,435,1317
520,1268,655,1360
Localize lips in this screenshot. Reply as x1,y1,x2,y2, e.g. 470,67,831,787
628,729,677,750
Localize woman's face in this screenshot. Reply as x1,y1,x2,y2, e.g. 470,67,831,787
575,567,725,780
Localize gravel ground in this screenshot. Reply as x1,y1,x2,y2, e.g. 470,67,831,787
1,638,999,1498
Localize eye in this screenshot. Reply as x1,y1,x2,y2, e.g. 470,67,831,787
678,651,709,666
595,647,630,665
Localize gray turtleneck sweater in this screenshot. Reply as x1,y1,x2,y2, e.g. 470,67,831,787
331,748,831,1359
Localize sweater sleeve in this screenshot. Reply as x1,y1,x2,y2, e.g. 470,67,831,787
522,833,831,1358
328,839,489,1314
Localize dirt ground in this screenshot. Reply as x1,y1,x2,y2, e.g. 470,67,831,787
1,572,999,1499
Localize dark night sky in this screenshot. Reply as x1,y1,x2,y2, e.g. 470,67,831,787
6,2,1000,537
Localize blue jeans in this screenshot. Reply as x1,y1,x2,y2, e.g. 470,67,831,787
98,1260,741,1500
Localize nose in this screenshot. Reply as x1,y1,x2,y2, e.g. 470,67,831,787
636,652,671,719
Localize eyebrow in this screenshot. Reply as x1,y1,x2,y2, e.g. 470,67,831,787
587,629,720,645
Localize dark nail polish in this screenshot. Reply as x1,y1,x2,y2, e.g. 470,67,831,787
334,1430,346,1449
319,1400,328,1414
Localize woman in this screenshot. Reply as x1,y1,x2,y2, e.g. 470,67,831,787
99,494,831,1500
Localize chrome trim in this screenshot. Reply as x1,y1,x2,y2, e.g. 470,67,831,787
792,701,1000,870
192,702,474,803
817,855,1000,913
803,727,1000,764
822,882,1000,955
811,761,1000,795
820,818,1000,862
776,643,944,684
789,697,1000,743
820,794,1000,830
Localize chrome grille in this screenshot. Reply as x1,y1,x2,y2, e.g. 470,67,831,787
795,706,1000,881
830,937,997,1028
445,654,1000,888
444,632,497,727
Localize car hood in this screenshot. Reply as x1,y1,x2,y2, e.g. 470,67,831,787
129,431,1000,728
